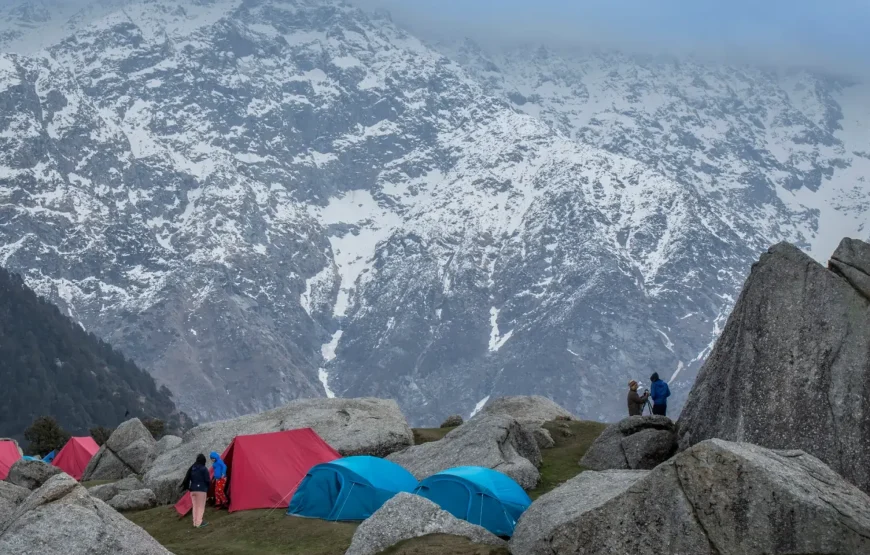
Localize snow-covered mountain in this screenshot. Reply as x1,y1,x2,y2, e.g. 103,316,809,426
1,0,867,424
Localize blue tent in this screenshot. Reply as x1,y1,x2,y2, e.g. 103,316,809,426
414,466,531,537
22,456,41,462
287,456,418,521
42,450,56,463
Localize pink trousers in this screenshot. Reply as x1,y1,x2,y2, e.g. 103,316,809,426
190,492,206,527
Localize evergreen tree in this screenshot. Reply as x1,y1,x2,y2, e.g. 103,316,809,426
24,416,70,456
0,267,192,440
142,418,166,440
89,426,114,446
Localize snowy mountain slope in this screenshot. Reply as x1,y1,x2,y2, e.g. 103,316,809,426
0,0,867,424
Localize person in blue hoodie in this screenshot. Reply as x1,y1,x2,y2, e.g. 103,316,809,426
649,372,671,416
210,451,228,509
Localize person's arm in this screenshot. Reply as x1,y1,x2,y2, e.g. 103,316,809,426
665,383,671,398
180,466,192,491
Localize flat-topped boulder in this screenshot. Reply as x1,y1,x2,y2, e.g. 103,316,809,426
5,459,62,491
0,474,170,554
346,492,506,555
145,397,413,503
388,414,540,489
510,439,870,555
580,415,677,470
678,241,870,493
478,396,574,425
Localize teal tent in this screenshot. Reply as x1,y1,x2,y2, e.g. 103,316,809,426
414,466,531,537
287,456,418,521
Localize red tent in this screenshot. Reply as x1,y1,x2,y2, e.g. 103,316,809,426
0,440,22,481
51,436,99,480
175,428,340,515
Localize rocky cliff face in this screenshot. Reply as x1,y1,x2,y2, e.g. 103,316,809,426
0,0,868,425
678,239,870,493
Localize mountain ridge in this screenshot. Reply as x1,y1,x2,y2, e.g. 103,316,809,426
0,0,867,425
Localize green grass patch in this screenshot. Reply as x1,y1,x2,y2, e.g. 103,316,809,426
412,426,455,445
126,506,358,555
381,534,510,554
528,420,608,499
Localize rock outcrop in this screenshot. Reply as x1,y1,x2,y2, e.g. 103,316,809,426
580,415,677,470
87,476,148,503
678,241,870,493
108,489,157,512
478,396,572,451
388,414,540,489
830,237,870,300
510,470,647,555
83,419,157,481
510,439,870,555
345,492,506,555
5,459,62,490
145,398,413,503
0,474,170,554
0,482,30,528
479,396,574,425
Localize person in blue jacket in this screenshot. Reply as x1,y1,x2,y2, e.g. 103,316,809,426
180,454,210,528
649,372,671,416
210,451,228,509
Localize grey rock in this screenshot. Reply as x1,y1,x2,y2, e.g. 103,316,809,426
83,419,157,482
108,489,157,512
580,415,677,470
5,459,62,491
510,470,648,555
87,477,145,503
82,448,130,482
145,397,413,504
440,415,464,428
345,492,506,555
0,474,170,554
510,439,870,555
388,414,541,489
678,242,870,493
143,436,181,471
0,482,30,529
479,396,574,426
830,237,870,300
531,427,555,450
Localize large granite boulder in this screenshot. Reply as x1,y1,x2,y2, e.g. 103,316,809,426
0,482,31,528
580,415,677,470
479,396,575,425
83,419,157,481
388,414,540,489
510,439,870,555
145,397,413,503
345,492,506,555
108,489,157,512
479,396,573,450
677,241,870,493
829,237,870,300
5,459,62,490
0,474,170,554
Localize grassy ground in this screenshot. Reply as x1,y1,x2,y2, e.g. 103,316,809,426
412,426,455,445
81,479,118,488
528,420,608,499
127,506,358,555
127,420,605,554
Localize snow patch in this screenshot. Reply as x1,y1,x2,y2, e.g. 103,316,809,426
488,307,513,352
470,395,490,419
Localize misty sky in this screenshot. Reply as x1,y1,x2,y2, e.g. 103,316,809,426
354,0,870,74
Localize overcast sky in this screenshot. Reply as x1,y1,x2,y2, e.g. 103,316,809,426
353,0,870,75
